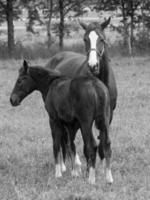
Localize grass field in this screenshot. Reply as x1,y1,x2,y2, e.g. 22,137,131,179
0,56,150,200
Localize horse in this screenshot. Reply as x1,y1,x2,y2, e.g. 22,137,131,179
10,61,113,185
45,17,117,124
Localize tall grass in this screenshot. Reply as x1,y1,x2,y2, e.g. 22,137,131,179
0,41,86,60
1,35,150,59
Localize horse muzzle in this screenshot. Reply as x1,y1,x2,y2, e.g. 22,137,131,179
88,63,100,75
10,94,21,106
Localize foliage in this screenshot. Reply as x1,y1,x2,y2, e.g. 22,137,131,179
0,0,22,22
1,0,150,56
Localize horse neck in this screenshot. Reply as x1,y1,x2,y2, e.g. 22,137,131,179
98,51,109,86
37,77,51,101
29,68,59,101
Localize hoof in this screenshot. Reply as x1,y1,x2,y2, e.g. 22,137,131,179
71,169,79,177
55,164,62,178
100,159,105,174
106,169,113,184
88,176,95,185
61,162,67,173
55,172,62,178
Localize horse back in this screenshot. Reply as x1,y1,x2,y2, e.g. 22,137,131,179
45,51,86,77
70,77,110,120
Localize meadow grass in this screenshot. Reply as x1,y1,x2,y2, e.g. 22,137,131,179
0,56,150,200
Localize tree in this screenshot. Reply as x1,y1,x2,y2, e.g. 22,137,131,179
0,0,21,57
45,0,53,48
55,0,89,49
21,0,44,34
95,0,141,55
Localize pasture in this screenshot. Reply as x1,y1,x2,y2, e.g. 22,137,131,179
0,56,150,200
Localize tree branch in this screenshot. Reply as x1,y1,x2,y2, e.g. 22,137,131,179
0,1,6,10
64,0,86,16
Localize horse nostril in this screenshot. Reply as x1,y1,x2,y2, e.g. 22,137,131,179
10,96,16,106
10,94,19,106
93,64,99,71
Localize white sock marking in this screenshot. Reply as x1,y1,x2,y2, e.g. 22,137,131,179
55,164,62,178
106,168,113,184
92,122,100,146
88,31,98,67
100,159,105,174
71,169,79,177
61,161,66,172
88,167,96,185
75,153,82,166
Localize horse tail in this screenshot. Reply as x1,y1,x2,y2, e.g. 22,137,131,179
61,125,72,162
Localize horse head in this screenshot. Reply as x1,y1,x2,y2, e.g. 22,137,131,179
10,60,37,106
79,17,110,75
10,60,61,106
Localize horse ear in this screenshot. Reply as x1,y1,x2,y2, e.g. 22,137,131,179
23,60,29,72
79,20,88,30
101,17,111,30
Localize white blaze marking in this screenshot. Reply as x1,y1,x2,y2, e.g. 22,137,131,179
88,31,98,67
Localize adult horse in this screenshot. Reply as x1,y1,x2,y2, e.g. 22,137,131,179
10,61,113,184
45,17,117,123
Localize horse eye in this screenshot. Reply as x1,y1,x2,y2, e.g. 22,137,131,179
84,37,87,42
17,79,22,84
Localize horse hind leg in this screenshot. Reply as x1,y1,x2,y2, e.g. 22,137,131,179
49,119,63,181
81,123,97,184
69,128,81,177
60,138,67,173
96,117,113,184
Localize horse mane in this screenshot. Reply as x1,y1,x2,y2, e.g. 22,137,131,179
28,66,61,84
29,66,60,77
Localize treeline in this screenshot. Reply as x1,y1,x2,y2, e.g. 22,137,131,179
0,0,150,57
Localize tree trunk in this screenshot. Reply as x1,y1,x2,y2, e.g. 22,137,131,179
59,0,64,50
6,0,15,57
141,0,146,40
47,0,53,48
130,0,134,52
121,0,132,55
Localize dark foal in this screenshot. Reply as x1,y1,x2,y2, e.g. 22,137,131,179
10,61,113,184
